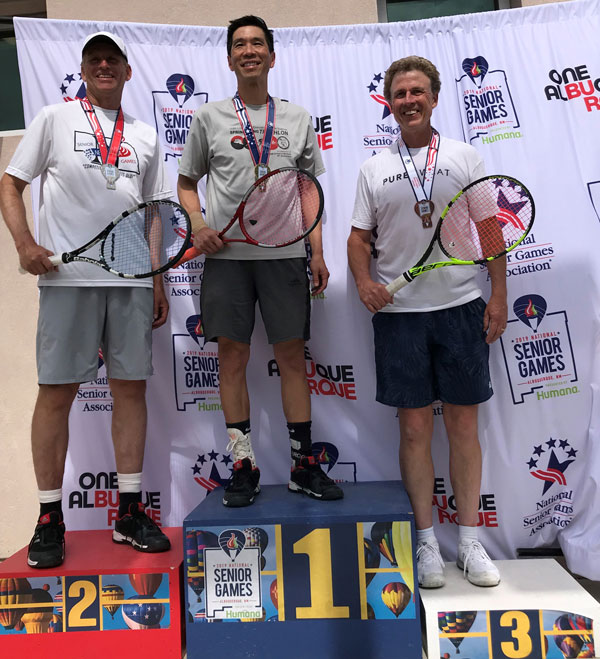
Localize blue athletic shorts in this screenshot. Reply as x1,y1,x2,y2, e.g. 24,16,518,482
372,297,493,408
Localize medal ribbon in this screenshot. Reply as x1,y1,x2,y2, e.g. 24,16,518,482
397,128,440,204
80,97,124,167
232,92,275,171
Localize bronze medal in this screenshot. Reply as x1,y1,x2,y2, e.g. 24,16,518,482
414,200,434,229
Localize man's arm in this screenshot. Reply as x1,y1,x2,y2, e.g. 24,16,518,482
177,174,224,255
307,215,329,294
483,255,507,344
0,173,54,274
347,226,392,313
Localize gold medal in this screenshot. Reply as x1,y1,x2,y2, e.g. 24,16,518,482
414,200,434,229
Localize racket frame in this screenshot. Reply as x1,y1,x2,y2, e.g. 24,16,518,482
48,200,191,279
218,167,324,248
386,175,535,294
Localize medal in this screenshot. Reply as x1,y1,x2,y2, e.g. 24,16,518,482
101,164,120,190
415,200,434,229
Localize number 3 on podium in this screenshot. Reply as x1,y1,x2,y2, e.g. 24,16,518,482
489,610,542,658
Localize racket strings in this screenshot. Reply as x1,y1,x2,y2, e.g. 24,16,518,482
102,201,190,276
439,177,533,261
241,170,321,246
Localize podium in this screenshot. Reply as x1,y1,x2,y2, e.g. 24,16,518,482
183,480,421,659
0,528,183,659
420,559,599,659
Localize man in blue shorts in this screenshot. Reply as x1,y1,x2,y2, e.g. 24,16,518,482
348,56,505,588
178,15,342,506
0,32,171,567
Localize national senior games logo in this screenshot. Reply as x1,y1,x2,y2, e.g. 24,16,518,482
455,56,521,144
172,315,221,412
544,63,600,112
60,72,86,101
500,294,578,405
523,437,576,537
153,74,208,161
191,449,232,496
362,70,399,154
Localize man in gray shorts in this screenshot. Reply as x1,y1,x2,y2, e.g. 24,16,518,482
178,15,342,506
0,31,171,567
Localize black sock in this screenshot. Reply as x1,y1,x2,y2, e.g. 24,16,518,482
288,421,312,465
118,491,142,517
40,501,62,519
226,419,251,435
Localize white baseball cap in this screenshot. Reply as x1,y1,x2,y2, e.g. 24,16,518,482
82,31,128,61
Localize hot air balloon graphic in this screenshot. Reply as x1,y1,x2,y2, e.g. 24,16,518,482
513,294,547,332
371,522,396,566
553,613,594,658
363,537,380,587
188,573,205,603
244,527,269,553
391,522,415,593
381,582,411,618
129,573,162,598
0,577,32,630
48,614,62,633
438,610,477,654
270,579,278,610
122,596,165,630
101,584,124,619
21,585,54,634
219,529,246,560
187,529,219,603
166,74,195,107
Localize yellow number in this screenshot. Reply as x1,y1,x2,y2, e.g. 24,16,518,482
67,580,97,628
500,610,533,658
293,528,349,619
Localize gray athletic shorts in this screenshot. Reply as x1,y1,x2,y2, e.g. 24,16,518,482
200,258,310,344
36,287,154,384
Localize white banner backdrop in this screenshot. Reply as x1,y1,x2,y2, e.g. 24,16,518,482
13,0,600,578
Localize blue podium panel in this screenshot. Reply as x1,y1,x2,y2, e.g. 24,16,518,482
183,480,421,659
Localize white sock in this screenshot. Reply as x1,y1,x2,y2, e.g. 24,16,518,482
458,525,478,545
416,526,437,545
38,488,63,503
117,472,143,493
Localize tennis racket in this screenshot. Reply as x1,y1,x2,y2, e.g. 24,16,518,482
386,175,535,295
176,167,324,265
21,200,191,278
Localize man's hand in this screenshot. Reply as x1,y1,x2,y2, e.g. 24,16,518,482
356,278,393,313
152,275,169,328
309,253,329,294
17,242,56,275
193,226,225,255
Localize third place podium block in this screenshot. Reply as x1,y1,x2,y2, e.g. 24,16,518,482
183,480,421,659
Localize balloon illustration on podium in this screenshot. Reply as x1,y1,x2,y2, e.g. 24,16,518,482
120,573,166,630
186,529,219,604
21,585,54,634
101,584,124,619
553,613,595,658
0,577,33,631
381,582,411,618
437,611,477,654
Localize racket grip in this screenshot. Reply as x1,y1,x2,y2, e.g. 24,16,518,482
385,273,412,296
48,255,62,266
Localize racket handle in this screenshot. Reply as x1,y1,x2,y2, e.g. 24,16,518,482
172,245,202,269
385,273,413,296
18,254,63,274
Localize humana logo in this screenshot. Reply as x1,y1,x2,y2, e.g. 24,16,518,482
481,131,522,144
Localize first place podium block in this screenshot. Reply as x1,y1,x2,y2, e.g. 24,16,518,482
421,559,600,659
0,528,183,659
183,480,421,659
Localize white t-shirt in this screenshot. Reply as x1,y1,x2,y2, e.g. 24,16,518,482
351,135,486,312
6,101,171,286
179,97,325,261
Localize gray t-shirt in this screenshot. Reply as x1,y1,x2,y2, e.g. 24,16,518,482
179,96,325,260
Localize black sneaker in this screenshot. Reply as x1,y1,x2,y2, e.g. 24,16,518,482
113,502,171,553
27,511,65,569
223,458,260,507
289,456,344,500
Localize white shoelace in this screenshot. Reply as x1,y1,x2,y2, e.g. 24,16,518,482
459,540,494,577
417,541,445,569
226,429,255,464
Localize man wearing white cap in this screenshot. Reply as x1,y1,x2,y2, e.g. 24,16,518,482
0,31,172,567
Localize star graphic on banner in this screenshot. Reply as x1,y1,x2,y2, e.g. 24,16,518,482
567,448,577,458
367,82,377,92
373,73,383,83
221,454,232,466
527,458,538,469
533,445,545,457
65,73,76,83
196,454,206,465
541,450,575,495
559,439,569,449
60,83,68,94
191,464,201,475
208,449,219,461
497,189,529,218
546,438,557,448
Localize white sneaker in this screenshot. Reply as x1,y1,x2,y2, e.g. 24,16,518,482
457,541,500,587
416,541,445,588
